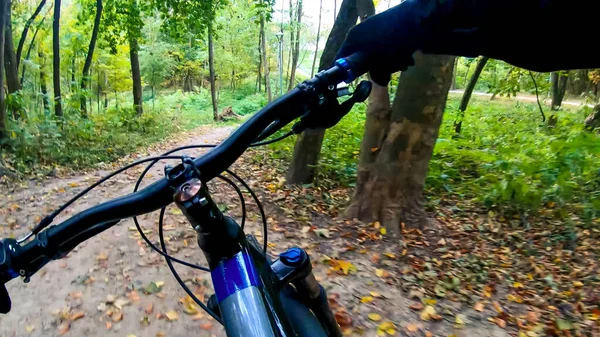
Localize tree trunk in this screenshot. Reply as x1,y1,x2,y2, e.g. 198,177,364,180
39,49,50,114
454,56,488,134
551,71,568,110
20,13,45,86
16,0,45,68
346,53,454,235
208,22,218,120
286,0,294,85
80,0,102,117
285,0,359,184
288,0,302,90
5,2,22,119
129,37,142,115
256,33,262,92
451,57,458,90
52,0,62,116
0,0,7,142
259,3,272,102
310,0,322,78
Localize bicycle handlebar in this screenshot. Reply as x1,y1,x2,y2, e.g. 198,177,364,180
0,53,369,313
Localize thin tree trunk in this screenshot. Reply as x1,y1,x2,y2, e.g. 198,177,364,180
80,0,102,117
347,53,454,235
20,13,45,86
96,67,100,112
551,71,568,110
39,49,50,114
259,3,272,102
129,37,142,115
286,0,294,84
16,0,45,68
5,2,22,119
52,0,62,116
451,57,458,90
0,0,7,142
454,56,488,134
286,0,359,184
256,33,262,92
208,22,218,120
288,0,302,91
310,0,322,78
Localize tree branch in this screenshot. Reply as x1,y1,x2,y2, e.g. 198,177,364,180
16,0,46,69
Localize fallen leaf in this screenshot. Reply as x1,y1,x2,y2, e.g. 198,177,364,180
71,311,85,321
424,332,433,337
377,321,396,336
114,298,130,310
474,302,484,312
112,311,123,322
368,313,382,321
105,322,112,330
556,318,574,331
361,296,374,303
380,228,387,235
126,335,137,337
375,268,390,278
573,281,583,288
437,238,446,246
370,291,382,298
454,314,465,328
383,252,396,259
200,322,213,330
58,322,70,335
370,253,381,264
423,298,437,305
314,228,330,238
406,323,418,332
526,311,540,323
156,332,165,337
513,281,524,289
409,302,424,310
96,252,108,261
140,315,151,326
145,303,154,314
127,290,140,302
495,317,506,328
143,281,164,294
25,325,35,333
330,259,357,275
373,222,381,229
165,310,179,321
420,306,437,321
507,294,523,303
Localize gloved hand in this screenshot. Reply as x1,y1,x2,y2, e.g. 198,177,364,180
335,3,423,86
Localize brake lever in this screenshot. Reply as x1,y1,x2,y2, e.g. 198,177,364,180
293,80,372,133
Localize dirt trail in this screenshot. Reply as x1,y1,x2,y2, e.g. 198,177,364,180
0,125,508,337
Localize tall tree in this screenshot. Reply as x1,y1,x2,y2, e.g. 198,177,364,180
454,56,489,134
39,49,50,114
551,71,568,110
5,1,22,119
0,0,7,141
285,0,359,184
80,0,103,116
128,0,143,115
52,0,62,116
287,0,302,90
259,0,272,102
208,21,218,120
347,53,455,236
310,0,322,78
16,0,46,68
20,12,47,86
286,0,294,84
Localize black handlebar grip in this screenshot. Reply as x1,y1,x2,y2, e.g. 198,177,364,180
0,241,12,314
334,52,369,83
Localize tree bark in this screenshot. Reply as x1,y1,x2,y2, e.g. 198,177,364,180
286,0,294,85
347,53,454,235
0,0,7,142
451,57,458,90
454,56,488,134
551,71,568,110
287,0,302,90
208,21,218,120
5,2,22,119
129,36,142,115
52,0,62,116
310,0,322,78
80,0,102,117
285,0,359,184
20,13,45,86
259,2,272,102
16,0,45,68
256,33,262,92
39,49,50,114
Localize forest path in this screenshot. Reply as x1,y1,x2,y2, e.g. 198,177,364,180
449,89,593,108
0,124,508,337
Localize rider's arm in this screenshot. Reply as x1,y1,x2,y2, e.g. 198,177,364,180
337,0,598,84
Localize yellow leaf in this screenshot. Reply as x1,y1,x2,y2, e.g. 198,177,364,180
361,296,374,303
420,306,437,321
25,325,35,333
383,252,396,259
380,228,387,235
373,221,381,229
330,259,357,275
454,314,465,328
378,321,396,335
573,281,583,288
71,311,85,321
126,335,137,337
165,310,179,321
513,282,524,289
368,313,382,321
375,268,390,278
423,298,437,305
507,294,523,303
155,281,165,288
96,252,108,261
370,291,382,298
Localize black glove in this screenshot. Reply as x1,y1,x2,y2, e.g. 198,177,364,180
335,3,424,86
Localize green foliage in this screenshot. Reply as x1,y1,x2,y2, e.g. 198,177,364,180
267,96,600,221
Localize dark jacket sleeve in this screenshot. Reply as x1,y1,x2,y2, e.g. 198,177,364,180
394,0,598,72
